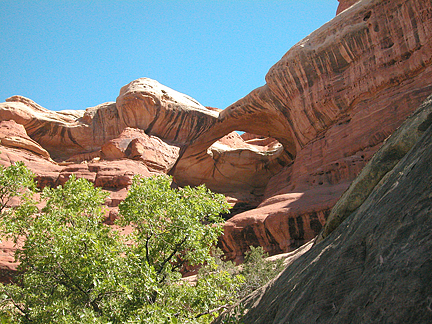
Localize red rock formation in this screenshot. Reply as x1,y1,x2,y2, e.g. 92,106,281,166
0,97,123,160
101,127,180,173
1,0,432,266
215,95,432,323
336,0,360,15
172,0,432,261
116,78,219,144
0,120,51,160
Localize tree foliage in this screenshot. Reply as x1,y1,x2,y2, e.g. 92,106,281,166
238,246,285,299
0,172,237,323
0,165,286,323
0,162,36,216
118,176,229,281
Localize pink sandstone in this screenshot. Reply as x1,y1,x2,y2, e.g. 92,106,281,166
0,0,431,264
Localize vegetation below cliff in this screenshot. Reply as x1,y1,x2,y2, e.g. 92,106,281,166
0,164,285,323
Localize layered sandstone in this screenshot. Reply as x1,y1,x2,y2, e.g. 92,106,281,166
116,78,219,144
336,0,360,15
318,93,432,242
215,94,432,324
101,127,180,173
1,0,431,265
0,120,51,160
0,97,123,160
207,0,432,261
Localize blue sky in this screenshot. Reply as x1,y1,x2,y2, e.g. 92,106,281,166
0,1,338,111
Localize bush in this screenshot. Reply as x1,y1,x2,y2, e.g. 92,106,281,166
0,173,234,323
239,246,285,299
0,165,286,323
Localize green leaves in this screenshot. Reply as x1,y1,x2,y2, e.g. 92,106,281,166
0,166,284,323
119,176,229,277
1,175,128,322
0,162,36,216
0,169,237,323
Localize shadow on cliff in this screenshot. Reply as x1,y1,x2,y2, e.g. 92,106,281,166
214,94,432,324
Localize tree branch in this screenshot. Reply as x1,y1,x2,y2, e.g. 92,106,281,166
1,286,32,322
55,261,103,316
156,235,188,276
145,233,152,265
195,304,229,319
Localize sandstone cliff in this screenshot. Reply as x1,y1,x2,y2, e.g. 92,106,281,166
0,0,432,265
209,0,432,261
214,92,432,324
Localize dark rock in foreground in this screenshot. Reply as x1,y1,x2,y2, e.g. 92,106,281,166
215,95,432,323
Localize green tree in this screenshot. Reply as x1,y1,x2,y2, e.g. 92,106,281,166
117,175,234,321
0,162,36,216
0,172,237,323
118,175,230,283
1,175,131,323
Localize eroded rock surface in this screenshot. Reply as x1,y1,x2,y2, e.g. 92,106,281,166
0,0,432,266
0,120,51,160
116,78,219,144
336,0,360,15
215,96,432,324
101,127,180,173
0,97,123,160
318,93,432,242
207,0,432,260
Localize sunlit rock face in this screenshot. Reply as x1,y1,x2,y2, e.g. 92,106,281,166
336,0,360,15
0,120,51,160
1,0,432,264
116,78,219,144
215,94,432,324
0,96,123,160
204,0,432,261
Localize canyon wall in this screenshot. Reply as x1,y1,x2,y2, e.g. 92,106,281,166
209,0,432,260
215,93,432,324
0,0,432,264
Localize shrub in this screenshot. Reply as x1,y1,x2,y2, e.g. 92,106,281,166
0,166,286,323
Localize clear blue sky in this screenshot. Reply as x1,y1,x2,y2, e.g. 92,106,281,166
0,1,338,111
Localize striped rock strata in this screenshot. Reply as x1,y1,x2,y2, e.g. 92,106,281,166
1,0,432,264
215,94,432,324
171,0,432,261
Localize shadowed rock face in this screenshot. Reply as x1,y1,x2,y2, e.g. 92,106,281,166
1,0,432,265
214,95,432,324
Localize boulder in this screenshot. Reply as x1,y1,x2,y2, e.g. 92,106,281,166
0,120,51,160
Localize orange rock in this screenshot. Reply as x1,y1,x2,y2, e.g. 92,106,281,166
116,78,219,144
211,0,432,260
0,120,51,160
0,97,123,160
0,0,431,267
336,0,360,15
